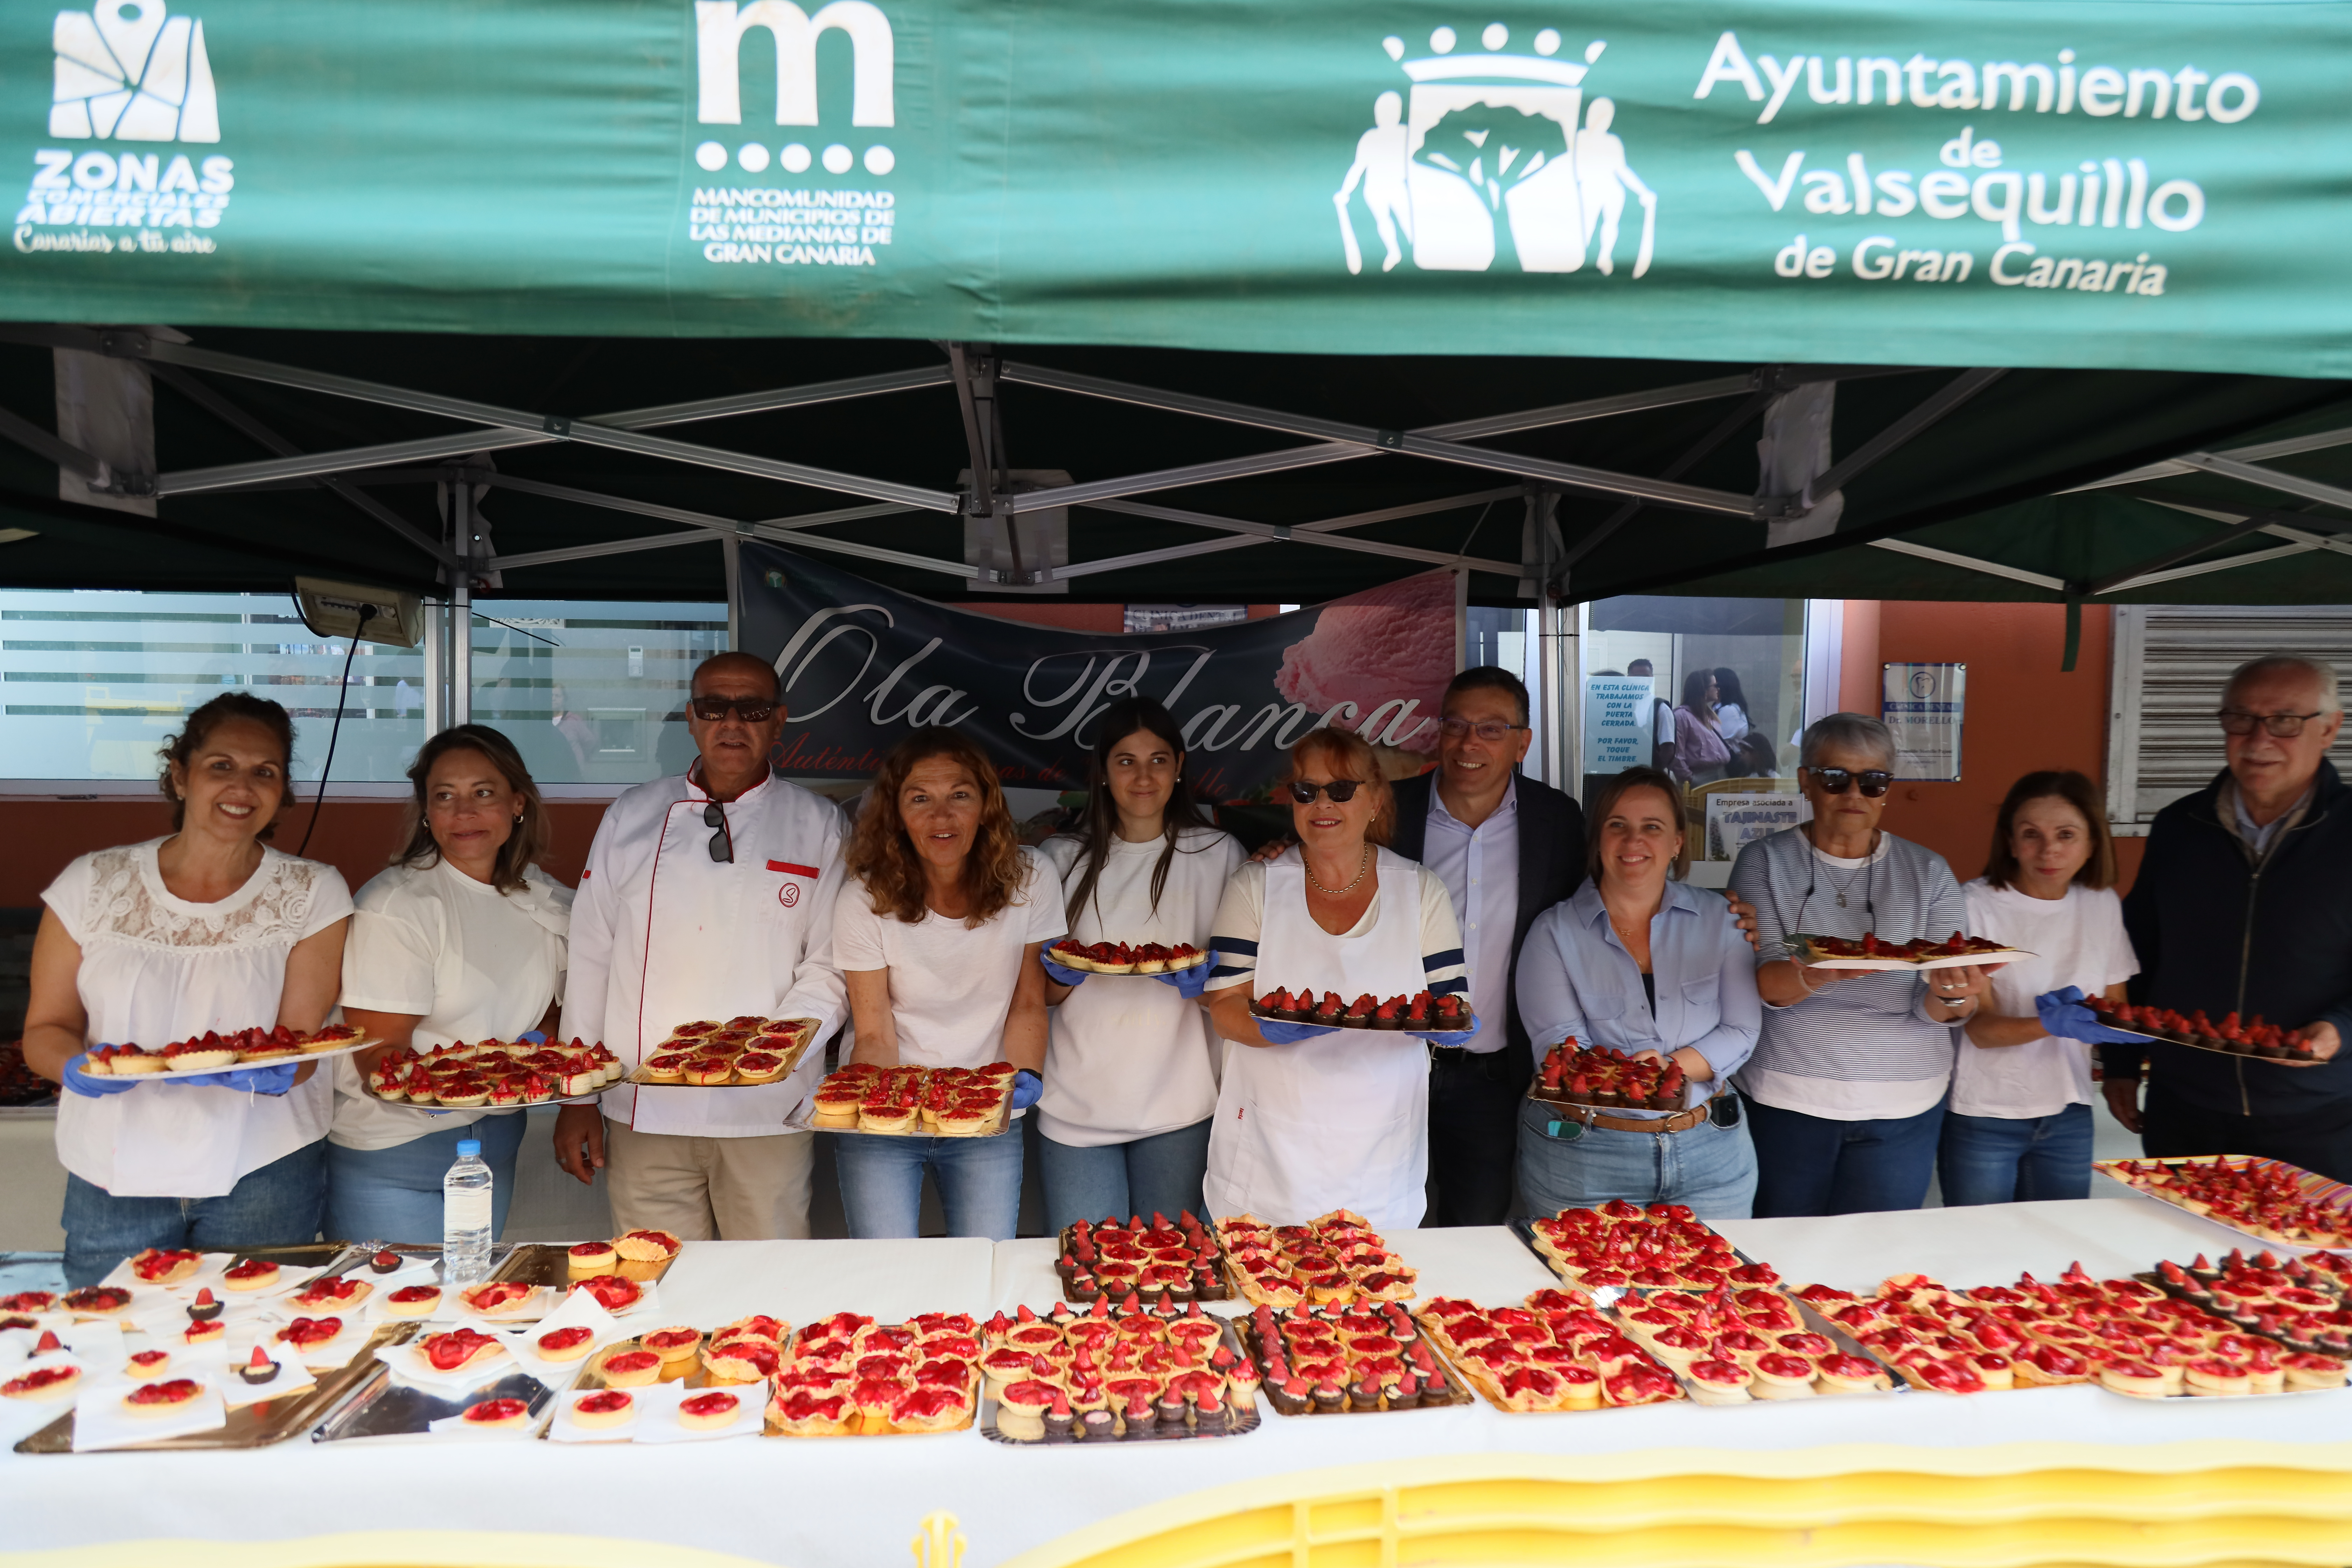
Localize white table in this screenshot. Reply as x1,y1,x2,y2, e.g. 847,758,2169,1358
5,1197,2348,1568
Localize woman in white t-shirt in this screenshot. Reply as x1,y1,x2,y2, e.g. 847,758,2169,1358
1939,770,2139,1205
833,728,1064,1240
326,725,572,1244
23,695,352,1285
1036,698,1243,1232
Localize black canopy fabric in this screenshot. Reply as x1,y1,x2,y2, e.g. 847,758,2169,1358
0,327,2344,606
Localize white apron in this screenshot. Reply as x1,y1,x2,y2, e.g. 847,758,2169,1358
1202,849,1430,1230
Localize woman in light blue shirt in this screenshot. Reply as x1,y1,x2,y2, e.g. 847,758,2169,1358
1516,767,1761,1220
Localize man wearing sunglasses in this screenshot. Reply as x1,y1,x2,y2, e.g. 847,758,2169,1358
2108,655,2352,1179
1384,668,1589,1226
554,652,849,1240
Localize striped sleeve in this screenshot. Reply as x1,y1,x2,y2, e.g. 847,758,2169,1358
1416,869,1470,997
1204,860,1265,992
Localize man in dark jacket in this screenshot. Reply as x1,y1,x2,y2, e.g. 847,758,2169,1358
2106,655,2352,1178
1388,667,1587,1225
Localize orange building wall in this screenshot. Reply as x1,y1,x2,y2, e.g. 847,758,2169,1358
1836,599,2143,894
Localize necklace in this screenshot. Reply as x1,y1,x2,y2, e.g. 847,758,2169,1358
1306,844,1373,897
1821,860,1868,909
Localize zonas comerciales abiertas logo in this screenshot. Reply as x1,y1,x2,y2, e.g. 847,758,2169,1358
17,0,233,255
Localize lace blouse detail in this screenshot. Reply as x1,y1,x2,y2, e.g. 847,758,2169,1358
79,845,326,951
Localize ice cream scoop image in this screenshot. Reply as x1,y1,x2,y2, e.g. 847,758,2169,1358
1273,570,1455,755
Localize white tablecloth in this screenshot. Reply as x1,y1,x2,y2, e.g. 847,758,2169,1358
4,1198,2348,1567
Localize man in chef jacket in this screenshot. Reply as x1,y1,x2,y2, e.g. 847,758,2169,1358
552,652,847,1239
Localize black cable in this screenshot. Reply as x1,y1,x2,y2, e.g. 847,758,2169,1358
297,606,374,858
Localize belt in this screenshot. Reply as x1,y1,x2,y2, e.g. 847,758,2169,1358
1540,1092,1723,1136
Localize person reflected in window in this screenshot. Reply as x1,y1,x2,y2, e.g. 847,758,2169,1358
1713,667,1754,747
1671,669,1732,785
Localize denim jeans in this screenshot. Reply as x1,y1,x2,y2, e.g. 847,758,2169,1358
323,1112,527,1245
1516,1097,1759,1223
1037,1118,1212,1234
1937,1103,2093,1206
835,1124,1026,1240
61,1139,328,1287
1745,1093,1947,1218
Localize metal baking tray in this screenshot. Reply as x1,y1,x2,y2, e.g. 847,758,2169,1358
15,1242,407,1454
2094,1154,2352,1244
499,1240,677,1287
624,1023,820,1088
978,1317,1260,1444
1233,1312,1474,1415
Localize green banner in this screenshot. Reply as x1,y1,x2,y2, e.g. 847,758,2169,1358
6,0,2348,375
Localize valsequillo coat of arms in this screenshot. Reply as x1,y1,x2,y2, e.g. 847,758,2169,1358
1336,25,1653,276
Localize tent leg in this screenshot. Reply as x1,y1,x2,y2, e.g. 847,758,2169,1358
723,532,743,653
446,480,471,730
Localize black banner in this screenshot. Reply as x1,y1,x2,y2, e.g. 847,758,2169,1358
738,543,1457,802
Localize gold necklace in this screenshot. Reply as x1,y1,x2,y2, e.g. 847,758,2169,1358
1306,844,1373,897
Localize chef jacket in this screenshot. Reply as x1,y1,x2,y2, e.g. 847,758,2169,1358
564,765,847,1137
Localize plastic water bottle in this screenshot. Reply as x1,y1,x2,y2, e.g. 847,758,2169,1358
442,1137,494,1284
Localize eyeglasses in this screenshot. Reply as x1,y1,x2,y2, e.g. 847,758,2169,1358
1807,766,1893,798
2218,709,2326,738
689,695,778,723
704,802,734,863
1437,717,1528,743
1288,779,1364,805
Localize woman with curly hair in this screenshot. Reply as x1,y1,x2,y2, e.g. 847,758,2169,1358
832,726,1066,1239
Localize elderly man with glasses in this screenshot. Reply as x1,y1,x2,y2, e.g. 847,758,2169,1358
1727,712,1994,1216
551,652,848,1240
2104,655,2352,1178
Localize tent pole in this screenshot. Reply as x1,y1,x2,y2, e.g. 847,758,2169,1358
449,480,471,729
723,532,742,654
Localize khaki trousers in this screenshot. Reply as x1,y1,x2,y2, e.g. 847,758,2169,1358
602,1120,814,1241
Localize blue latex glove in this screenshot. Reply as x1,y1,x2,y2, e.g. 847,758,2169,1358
516,1030,549,1045
1410,1026,1480,1048
1154,960,1213,1000
169,1061,300,1096
1255,1019,1337,1045
2035,986,2145,1045
1040,952,1091,987
1011,1068,1044,1111
61,1051,138,1098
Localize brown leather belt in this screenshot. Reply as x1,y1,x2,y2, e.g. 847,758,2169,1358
1541,1092,1724,1136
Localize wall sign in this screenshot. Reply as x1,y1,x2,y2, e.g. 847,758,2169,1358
1882,660,1966,780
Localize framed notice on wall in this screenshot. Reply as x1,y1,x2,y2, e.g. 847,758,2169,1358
1882,663,1965,781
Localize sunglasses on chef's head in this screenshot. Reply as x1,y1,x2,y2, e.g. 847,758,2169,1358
1288,778,1365,805
1806,766,1893,798
688,695,778,723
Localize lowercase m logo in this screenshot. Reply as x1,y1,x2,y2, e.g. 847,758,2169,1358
695,0,894,127
51,0,218,142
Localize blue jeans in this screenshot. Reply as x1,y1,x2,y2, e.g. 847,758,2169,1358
1745,1094,1947,1217
1037,1119,1212,1234
835,1127,1025,1240
1516,1098,1758,1223
1937,1103,2093,1206
323,1112,527,1245
62,1140,328,1288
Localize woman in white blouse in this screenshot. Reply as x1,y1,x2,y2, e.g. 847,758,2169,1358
1203,727,1471,1229
833,728,1063,1240
327,726,572,1243
23,694,352,1286
1037,698,1243,1231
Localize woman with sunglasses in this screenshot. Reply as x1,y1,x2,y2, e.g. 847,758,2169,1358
1727,713,1994,1216
1516,767,1761,1220
833,727,1064,1240
1035,698,1244,1231
1202,727,1471,1228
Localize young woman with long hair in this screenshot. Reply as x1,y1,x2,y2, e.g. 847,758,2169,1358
832,727,1065,1239
1035,698,1243,1231
326,724,572,1242
1938,769,2138,1205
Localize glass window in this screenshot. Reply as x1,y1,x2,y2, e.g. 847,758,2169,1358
0,589,728,789
1580,596,1813,882
0,588,426,782
470,599,729,786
